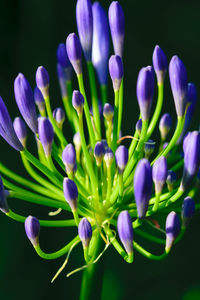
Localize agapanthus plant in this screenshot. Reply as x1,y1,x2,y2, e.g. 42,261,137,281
0,0,199,299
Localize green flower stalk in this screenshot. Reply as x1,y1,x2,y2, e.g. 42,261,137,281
0,1,200,299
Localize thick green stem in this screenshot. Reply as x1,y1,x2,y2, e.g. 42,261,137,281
117,79,124,138
111,90,120,151
100,85,107,105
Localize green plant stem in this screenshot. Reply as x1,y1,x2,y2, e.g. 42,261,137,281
117,79,123,137
146,83,164,139
152,192,161,212
128,130,139,158
6,209,76,227
77,74,96,148
44,95,67,147
35,235,80,259
111,90,120,151
133,241,168,260
106,165,112,203
118,173,123,203
87,61,101,138
100,85,107,105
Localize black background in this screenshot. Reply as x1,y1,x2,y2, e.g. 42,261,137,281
0,0,200,299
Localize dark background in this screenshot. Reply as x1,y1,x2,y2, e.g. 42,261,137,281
0,0,200,299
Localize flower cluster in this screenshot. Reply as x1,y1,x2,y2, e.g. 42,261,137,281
0,0,199,281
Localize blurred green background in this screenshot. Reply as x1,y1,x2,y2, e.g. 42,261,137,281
0,0,200,299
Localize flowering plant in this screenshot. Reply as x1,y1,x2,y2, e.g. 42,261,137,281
0,0,199,299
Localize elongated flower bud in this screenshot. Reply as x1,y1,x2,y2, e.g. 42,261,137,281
13,117,27,147
115,145,128,173
66,33,82,75
0,97,23,151
104,147,114,168
25,216,40,247
76,0,93,61
159,113,172,140
53,107,65,128
92,2,110,85
135,119,142,135
166,170,176,191
103,103,114,122
34,86,45,114
62,144,76,175
144,139,155,159
134,159,152,218
38,117,54,157
169,56,187,117
136,66,154,121
187,82,197,105
109,55,123,91
108,1,125,58
57,43,71,70
165,211,180,253
72,90,84,115
63,178,78,212
36,66,50,99
181,197,195,228
152,45,168,84
181,131,200,190
0,176,9,213
73,132,81,153
14,73,38,134
152,156,168,194
117,211,133,254
94,141,105,166
78,218,92,248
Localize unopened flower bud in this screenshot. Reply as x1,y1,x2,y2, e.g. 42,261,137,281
57,43,71,70
38,117,54,157
109,55,123,91
104,147,114,168
34,86,45,115
62,144,76,175
135,119,142,135
94,141,105,166
181,196,195,228
13,117,27,147
103,103,114,122
165,211,180,253
117,211,133,254
53,107,65,128
159,113,172,141
115,145,128,173
66,33,82,75
36,66,50,99
152,45,168,84
78,217,92,248
25,216,40,247
0,176,9,213
166,170,176,191
152,156,168,194
144,139,155,159
134,159,152,218
136,66,154,121
72,90,84,115
63,178,78,212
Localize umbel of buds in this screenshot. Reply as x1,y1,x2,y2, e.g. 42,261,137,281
0,0,200,292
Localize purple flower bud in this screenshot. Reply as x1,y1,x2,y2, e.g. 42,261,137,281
38,117,54,157
14,73,38,134
109,55,123,91
117,211,133,254
166,170,176,191
0,96,23,151
115,145,128,173
94,141,105,166
101,139,108,150
66,33,82,75
181,196,195,228
62,144,76,174
181,131,200,190
0,176,9,213
76,0,93,61
72,90,85,115
13,117,27,147
144,139,155,159
34,86,45,114
35,66,50,99
92,2,110,85
159,113,172,141
57,43,71,69
187,82,197,104
73,132,81,151
152,156,168,194
135,119,142,135
53,107,65,128
78,217,92,248
25,216,40,247
169,56,188,117
108,1,125,58
165,211,180,252
152,45,168,84
103,103,114,122
104,147,114,168
136,66,154,121
63,178,78,212
134,159,152,218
